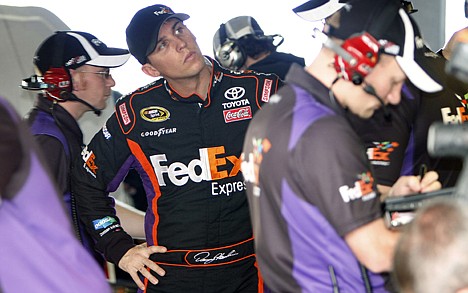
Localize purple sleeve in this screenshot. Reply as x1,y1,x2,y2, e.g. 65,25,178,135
0,105,22,197
293,117,382,236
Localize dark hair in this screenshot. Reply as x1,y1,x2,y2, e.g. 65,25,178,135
236,35,277,59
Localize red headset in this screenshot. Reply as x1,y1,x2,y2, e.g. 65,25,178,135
22,32,72,100
42,67,72,101
333,32,381,85
39,32,72,101
326,0,400,85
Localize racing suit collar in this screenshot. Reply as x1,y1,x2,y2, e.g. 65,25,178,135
163,56,222,105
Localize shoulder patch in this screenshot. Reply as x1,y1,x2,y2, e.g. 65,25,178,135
115,99,136,134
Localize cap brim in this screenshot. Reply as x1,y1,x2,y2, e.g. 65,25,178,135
86,48,131,68
166,13,190,23
66,31,130,68
396,56,442,93
394,10,442,93
293,0,346,22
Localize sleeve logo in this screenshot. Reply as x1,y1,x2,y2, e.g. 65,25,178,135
93,216,117,230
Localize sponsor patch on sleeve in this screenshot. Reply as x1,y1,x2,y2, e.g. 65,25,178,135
81,146,98,178
339,171,376,203
93,216,117,230
261,79,273,103
119,103,131,125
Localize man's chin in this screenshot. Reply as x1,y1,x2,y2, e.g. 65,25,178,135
359,110,375,119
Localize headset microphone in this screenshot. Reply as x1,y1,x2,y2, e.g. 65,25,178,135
21,75,50,90
21,75,102,116
363,84,391,121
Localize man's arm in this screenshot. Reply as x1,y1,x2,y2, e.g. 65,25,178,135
71,114,167,290
115,199,145,239
346,171,441,272
71,115,136,264
345,218,400,272
33,135,68,193
0,103,22,197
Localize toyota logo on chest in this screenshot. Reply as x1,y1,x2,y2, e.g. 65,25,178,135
224,87,246,100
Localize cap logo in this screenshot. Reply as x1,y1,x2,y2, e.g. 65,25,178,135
415,36,424,49
91,38,103,47
380,40,400,55
65,55,87,67
154,7,173,16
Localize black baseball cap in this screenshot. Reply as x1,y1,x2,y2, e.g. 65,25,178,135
126,4,189,64
34,31,130,75
329,0,442,93
293,0,418,22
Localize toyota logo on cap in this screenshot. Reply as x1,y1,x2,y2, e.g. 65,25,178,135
224,87,245,100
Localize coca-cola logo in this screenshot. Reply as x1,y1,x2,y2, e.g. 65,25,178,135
223,106,252,123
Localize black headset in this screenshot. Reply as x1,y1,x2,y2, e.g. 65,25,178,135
214,23,247,70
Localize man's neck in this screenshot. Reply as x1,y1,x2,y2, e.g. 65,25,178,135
166,63,212,100
60,99,88,120
306,49,339,89
244,51,271,69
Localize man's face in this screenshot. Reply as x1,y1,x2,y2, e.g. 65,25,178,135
73,64,115,111
346,54,406,119
145,18,205,80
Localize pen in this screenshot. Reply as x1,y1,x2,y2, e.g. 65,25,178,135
419,164,427,179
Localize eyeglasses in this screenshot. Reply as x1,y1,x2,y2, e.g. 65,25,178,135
78,70,112,79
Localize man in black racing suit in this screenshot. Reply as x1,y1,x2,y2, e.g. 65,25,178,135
71,4,282,293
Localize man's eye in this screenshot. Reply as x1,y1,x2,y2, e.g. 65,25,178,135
158,41,167,50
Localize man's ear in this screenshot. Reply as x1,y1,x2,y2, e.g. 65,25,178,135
142,63,161,78
68,69,82,91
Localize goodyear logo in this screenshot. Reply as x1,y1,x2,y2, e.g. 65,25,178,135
93,216,117,230
140,106,170,122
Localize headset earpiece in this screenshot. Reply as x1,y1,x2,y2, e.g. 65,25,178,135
215,23,246,70
43,67,71,101
334,32,380,85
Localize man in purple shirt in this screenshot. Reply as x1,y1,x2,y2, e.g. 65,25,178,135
0,96,110,293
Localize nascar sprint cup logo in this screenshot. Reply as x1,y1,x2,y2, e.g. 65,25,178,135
140,106,170,122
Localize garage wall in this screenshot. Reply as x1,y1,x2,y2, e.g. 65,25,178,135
411,0,446,51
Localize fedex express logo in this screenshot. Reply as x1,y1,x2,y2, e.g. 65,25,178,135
441,107,468,124
241,137,272,197
367,141,399,166
150,146,245,196
81,146,98,178
339,171,376,203
440,93,468,124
